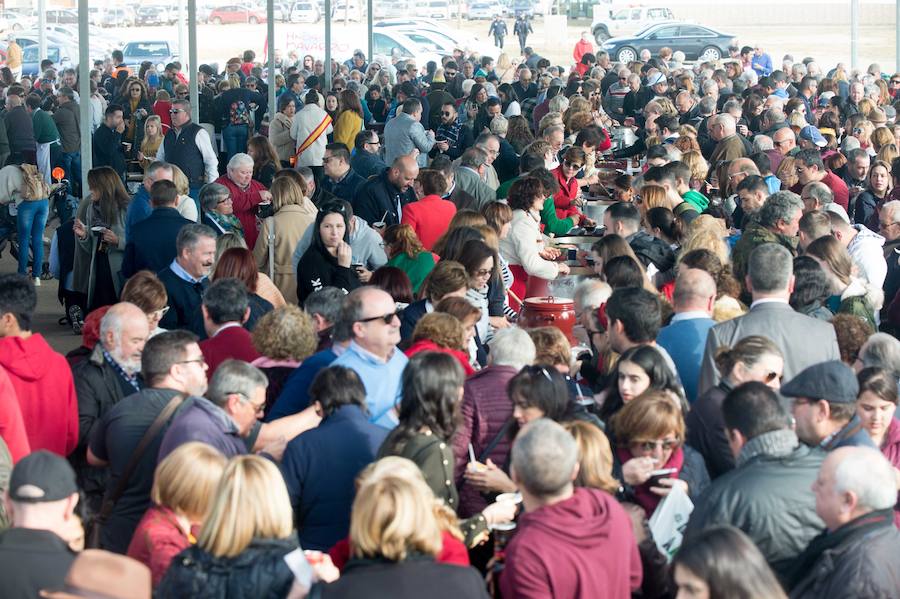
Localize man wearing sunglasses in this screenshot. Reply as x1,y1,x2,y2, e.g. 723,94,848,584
433,102,473,161
155,99,219,199
332,287,408,429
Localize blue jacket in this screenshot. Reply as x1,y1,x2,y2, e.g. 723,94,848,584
122,207,193,279
350,149,387,180
280,405,388,551
657,314,716,404
124,186,152,240
267,348,338,421
751,53,773,77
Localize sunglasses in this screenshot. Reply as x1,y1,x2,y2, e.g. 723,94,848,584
634,439,680,452
169,108,186,114
357,310,400,325
441,111,453,116
563,159,583,169
474,268,493,277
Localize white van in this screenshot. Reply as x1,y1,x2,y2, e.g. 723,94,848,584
415,0,452,20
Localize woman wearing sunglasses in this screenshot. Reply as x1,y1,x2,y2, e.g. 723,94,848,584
687,335,784,480
296,201,361,303
612,391,709,518
551,146,593,225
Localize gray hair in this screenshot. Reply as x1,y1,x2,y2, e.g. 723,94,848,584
803,182,833,207
474,133,498,148
748,243,793,293
206,359,268,408
459,147,488,169
833,447,897,511
574,279,612,311
752,135,774,152
758,190,803,229
176,223,217,254
487,327,536,370
99,302,142,345
698,96,717,116
199,182,231,212
511,419,578,497
296,166,315,185
881,200,900,225
861,333,900,379
763,107,786,125
489,115,508,136
145,161,173,183
548,95,569,114
227,152,254,171
304,286,345,328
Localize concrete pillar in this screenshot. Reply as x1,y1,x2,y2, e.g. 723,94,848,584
188,0,200,124
77,0,91,193
38,0,47,67
268,0,276,121
324,0,332,89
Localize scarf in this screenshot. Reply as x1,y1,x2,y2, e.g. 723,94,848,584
617,445,684,515
205,211,243,234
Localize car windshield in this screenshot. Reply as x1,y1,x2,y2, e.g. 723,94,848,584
124,42,169,57
633,24,660,37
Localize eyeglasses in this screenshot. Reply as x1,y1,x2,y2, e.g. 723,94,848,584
150,306,170,320
563,159,583,169
236,393,266,414
217,196,232,204
365,139,380,146
130,88,141,93
891,80,900,86
169,108,186,115
474,268,493,277
633,438,680,452
357,310,400,325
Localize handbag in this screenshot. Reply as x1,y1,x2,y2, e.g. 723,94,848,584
86,393,185,549
266,215,276,281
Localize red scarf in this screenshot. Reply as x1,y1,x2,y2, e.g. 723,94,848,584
616,445,684,516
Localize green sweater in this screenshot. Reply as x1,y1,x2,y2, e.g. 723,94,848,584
540,196,576,236
388,251,436,294
682,189,710,212
32,108,60,144
496,175,518,200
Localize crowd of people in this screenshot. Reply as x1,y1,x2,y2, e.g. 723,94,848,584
0,22,899,599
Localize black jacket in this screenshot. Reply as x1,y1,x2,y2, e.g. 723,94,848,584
158,266,209,338
352,168,416,226
158,538,297,598
4,105,35,154
93,124,127,181
685,432,825,581
350,149,387,180
321,168,366,203
627,230,676,273
399,298,428,344
122,207,193,279
686,381,735,479
296,243,361,304
317,556,491,599
494,137,519,184
0,528,76,599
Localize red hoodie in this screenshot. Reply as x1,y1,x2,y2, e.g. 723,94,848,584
0,334,78,457
500,487,641,599
573,39,594,65
0,364,29,462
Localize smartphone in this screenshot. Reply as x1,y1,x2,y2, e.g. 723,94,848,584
648,467,678,487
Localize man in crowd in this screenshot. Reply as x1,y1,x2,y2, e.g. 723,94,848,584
783,361,876,450
788,447,900,597
514,16,533,55
331,287,408,429
25,93,59,184
708,114,748,187
685,382,824,580
772,126,797,157
434,102,473,161
350,130,386,179
158,224,217,337
52,87,80,192
829,211,887,290
735,175,770,228
452,147,496,210
731,191,803,284
124,161,174,239
155,99,219,198
501,419,642,597
657,269,717,403
122,180,192,279
879,200,900,322
0,451,79,597
198,278,259,376
839,147,870,193
353,155,418,227
603,201,675,276
0,274,77,456
92,104,127,182
71,302,148,512
383,98,434,167
790,148,850,210
699,243,840,394
321,143,365,203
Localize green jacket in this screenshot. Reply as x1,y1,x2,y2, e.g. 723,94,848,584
32,108,60,144
540,196,576,236
732,221,797,284
496,175,518,200
683,189,710,212
388,251,436,294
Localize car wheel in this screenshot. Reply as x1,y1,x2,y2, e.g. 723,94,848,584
699,46,721,62
616,47,637,63
211,16,222,24
592,27,609,45
249,16,258,24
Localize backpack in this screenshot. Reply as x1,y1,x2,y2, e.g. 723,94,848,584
20,164,49,201
229,100,251,127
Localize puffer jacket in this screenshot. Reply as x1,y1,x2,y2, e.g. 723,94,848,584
847,224,886,290
684,429,825,582
832,276,882,330
626,230,676,274
157,537,298,598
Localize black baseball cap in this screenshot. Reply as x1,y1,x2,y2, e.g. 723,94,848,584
9,450,78,503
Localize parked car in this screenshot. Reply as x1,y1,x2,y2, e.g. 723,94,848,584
600,22,737,64
289,1,321,23
87,7,106,26
373,0,409,19
22,41,78,77
101,8,136,28
135,6,167,26
396,28,496,59
122,40,178,71
591,5,675,44
208,5,267,24
374,17,442,29
415,0,451,19
0,10,32,31
468,2,506,19
331,0,363,21
37,9,80,25
509,0,534,17
372,29,445,65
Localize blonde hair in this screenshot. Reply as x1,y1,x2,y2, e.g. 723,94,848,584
151,442,227,521
350,458,444,561
680,215,730,266
270,176,307,213
251,304,318,361
170,164,190,196
215,231,247,263
143,115,163,142
876,143,899,167
198,455,294,558
871,127,895,152
682,150,709,183
563,420,620,494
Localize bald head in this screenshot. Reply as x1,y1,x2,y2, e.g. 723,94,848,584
672,268,716,314
389,155,420,192
773,127,796,155
100,302,150,376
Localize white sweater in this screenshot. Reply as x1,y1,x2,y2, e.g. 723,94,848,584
499,209,559,280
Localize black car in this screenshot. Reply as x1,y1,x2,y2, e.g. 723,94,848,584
600,21,736,64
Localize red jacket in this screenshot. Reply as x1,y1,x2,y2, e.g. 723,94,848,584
573,39,594,64
127,505,193,587
200,325,261,377
790,170,849,211
153,100,173,132
880,418,900,528
0,364,28,463
0,334,78,456
552,165,582,220
500,487,642,599
401,195,457,251
215,175,267,249
404,339,474,376
328,530,469,571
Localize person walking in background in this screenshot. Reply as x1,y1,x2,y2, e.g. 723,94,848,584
489,16,508,50
514,15,533,55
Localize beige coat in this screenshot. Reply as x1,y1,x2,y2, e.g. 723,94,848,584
253,201,317,304
268,112,295,163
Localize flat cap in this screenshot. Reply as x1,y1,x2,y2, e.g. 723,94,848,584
780,360,859,404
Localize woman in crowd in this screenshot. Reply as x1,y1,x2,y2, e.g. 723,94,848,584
334,89,365,151
72,166,129,310
407,312,475,376
688,336,784,480
378,352,515,547
127,443,227,588
212,247,278,329
281,366,390,552
402,168,457,251
552,146,587,221
833,313,875,365
604,256,649,290
316,460,491,598
506,115,535,155
398,260,468,340
199,182,243,237
269,94,297,168
296,201,361,303
253,175,317,304
854,158,892,226
116,78,152,160
806,235,880,329
612,391,710,517
138,115,164,170
455,239,498,344
251,305,318,412
646,207,681,251
247,135,280,189
365,86,388,123
599,345,684,427
528,326,593,401
500,177,569,307
170,166,200,222
370,266,414,307
120,270,169,337
435,296,484,370
214,153,270,249
855,367,900,526
790,256,835,321
157,456,304,597
589,234,657,293
384,224,436,295
673,526,788,599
